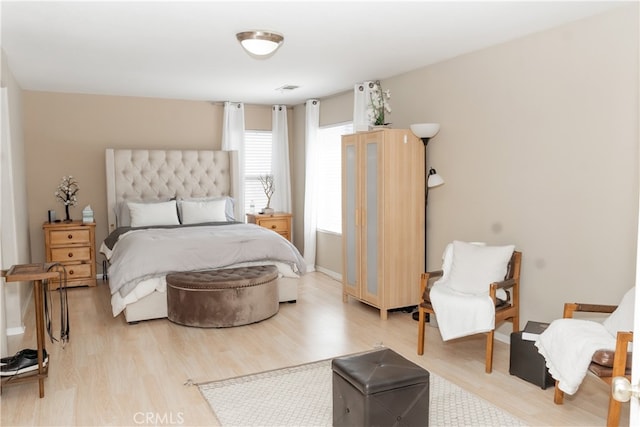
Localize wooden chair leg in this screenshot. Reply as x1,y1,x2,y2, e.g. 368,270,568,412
553,381,564,404
485,330,494,373
417,308,426,355
607,394,622,427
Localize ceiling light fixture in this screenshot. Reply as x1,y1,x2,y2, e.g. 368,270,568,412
236,30,284,58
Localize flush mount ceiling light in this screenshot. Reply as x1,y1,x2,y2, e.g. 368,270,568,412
236,30,284,58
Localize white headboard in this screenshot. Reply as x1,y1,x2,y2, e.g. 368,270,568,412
105,149,239,232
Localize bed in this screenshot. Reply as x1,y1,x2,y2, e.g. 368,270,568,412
102,148,305,323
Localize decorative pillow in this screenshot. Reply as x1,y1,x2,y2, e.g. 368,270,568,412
127,200,180,227
180,199,227,224
116,197,172,227
446,240,515,296
177,196,235,222
603,287,635,337
441,241,486,281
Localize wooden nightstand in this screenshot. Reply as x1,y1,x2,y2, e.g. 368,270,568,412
246,212,292,241
42,221,97,289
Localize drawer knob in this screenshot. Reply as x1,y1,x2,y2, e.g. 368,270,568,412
69,270,74,275
67,234,73,239
68,252,73,258
271,225,276,229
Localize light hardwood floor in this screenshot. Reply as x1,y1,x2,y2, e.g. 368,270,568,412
1,272,626,426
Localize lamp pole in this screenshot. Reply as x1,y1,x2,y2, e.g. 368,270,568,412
421,137,432,272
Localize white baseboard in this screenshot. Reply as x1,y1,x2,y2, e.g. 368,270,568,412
6,325,25,336
315,266,342,282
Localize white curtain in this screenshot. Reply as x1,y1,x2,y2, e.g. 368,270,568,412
353,81,375,131
221,101,245,220
271,105,291,213
303,99,320,271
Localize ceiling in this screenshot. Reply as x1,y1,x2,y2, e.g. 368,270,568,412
0,1,627,105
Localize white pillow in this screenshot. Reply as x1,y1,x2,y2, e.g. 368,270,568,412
127,200,180,227
180,199,227,224
116,198,171,227
446,240,515,296
603,287,635,337
177,196,235,222
441,241,486,281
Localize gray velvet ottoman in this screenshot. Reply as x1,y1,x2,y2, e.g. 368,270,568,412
332,348,429,427
166,265,279,328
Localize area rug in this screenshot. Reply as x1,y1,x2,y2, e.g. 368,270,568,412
198,356,527,426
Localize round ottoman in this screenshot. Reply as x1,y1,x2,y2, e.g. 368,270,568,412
166,265,279,328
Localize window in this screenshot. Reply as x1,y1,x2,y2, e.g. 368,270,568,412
244,130,272,213
316,122,353,233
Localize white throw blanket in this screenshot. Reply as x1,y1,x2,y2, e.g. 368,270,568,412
535,319,616,395
429,281,495,341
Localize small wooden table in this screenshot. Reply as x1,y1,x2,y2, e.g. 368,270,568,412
1,263,59,398
246,212,292,241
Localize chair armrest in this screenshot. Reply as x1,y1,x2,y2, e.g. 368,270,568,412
419,270,444,304
423,270,443,281
490,278,517,290
563,302,618,319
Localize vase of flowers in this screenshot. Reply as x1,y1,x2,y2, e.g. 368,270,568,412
367,80,392,128
55,176,79,222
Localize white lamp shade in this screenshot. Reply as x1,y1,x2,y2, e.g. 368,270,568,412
428,173,444,188
237,31,284,57
410,123,440,139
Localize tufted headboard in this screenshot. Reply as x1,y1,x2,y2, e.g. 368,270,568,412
105,149,239,233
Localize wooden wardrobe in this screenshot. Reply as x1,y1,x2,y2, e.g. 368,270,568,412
341,128,425,319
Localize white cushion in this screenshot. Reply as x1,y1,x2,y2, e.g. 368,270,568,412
446,240,515,296
177,196,235,222
603,287,635,337
116,198,172,227
180,199,227,224
441,241,486,281
127,200,180,227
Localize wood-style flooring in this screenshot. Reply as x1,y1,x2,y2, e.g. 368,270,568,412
1,272,626,426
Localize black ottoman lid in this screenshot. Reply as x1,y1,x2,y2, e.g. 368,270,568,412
331,348,429,395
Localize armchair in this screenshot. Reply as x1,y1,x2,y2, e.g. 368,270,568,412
417,241,522,373
539,300,633,427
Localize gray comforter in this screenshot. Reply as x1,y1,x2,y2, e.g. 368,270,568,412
105,223,306,298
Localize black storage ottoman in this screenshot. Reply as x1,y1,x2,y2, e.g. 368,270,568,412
331,348,429,427
509,331,554,389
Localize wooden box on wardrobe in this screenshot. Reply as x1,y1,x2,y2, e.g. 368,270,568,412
341,128,425,319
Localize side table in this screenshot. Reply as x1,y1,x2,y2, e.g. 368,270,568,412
246,212,292,241
509,330,554,389
1,263,59,398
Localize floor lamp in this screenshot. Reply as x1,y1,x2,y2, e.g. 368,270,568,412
410,123,443,322
410,123,442,270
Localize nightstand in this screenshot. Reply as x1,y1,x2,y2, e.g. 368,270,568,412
42,221,97,289
246,212,292,241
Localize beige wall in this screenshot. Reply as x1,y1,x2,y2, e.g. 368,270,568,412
393,5,638,330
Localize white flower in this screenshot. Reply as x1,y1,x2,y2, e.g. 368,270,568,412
55,176,79,207
366,81,391,126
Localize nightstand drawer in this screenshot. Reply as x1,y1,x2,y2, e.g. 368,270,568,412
50,263,93,280
50,229,91,245
50,246,91,262
259,218,289,232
